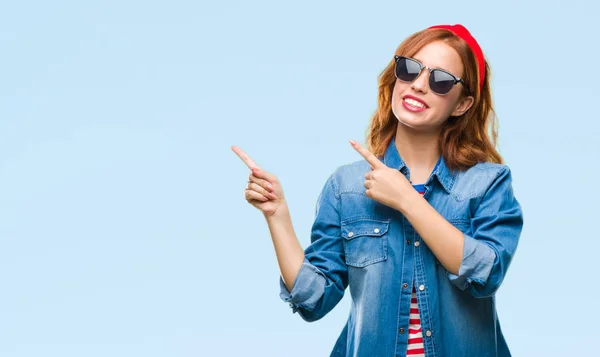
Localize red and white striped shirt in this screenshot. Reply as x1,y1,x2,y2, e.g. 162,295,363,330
406,183,426,356
407,286,425,356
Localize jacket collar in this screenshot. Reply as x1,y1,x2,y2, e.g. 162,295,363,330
382,136,455,193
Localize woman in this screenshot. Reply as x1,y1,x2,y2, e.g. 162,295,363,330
232,24,523,357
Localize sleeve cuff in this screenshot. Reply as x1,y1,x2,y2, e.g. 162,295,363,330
447,233,496,290
279,260,327,312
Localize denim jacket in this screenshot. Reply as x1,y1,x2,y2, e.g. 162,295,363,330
279,138,524,357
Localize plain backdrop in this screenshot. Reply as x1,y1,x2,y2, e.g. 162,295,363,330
1,0,598,356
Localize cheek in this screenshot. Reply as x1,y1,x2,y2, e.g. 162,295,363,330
391,86,403,118
391,85,399,104
429,91,461,117
437,99,456,116
391,80,407,101
440,93,463,116
391,83,406,113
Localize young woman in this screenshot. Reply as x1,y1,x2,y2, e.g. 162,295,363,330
232,24,524,357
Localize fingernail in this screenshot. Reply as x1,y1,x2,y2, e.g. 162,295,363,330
267,183,274,190
349,139,356,146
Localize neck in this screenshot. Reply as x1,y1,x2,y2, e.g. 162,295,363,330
394,124,441,182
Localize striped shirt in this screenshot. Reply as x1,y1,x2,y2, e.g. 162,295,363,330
407,286,425,355
405,157,441,357
407,183,426,356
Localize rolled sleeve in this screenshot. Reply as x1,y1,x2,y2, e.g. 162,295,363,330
447,166,524,298
447,234,496,290
279,259,327,312
277,172,348,322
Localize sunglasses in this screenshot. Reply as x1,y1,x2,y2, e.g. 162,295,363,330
394,55,469,95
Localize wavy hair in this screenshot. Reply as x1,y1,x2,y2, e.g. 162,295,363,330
365,28,503,171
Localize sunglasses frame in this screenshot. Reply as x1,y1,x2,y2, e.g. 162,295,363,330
394,55,470,95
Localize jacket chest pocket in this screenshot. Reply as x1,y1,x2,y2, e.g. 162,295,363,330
341,218,390,267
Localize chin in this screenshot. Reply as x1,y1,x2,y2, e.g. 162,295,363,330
398,119,421,129
396,115,441,132
393,108,422,127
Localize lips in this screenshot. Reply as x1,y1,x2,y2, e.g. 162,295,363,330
402,95,429,113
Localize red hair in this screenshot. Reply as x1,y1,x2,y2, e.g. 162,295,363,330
365,28,503,171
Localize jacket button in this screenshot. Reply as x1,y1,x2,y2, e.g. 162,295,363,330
425,330,432,337
348,232,354,237
374,228,380,233
399,327,405,334
414,241,420,247
402,283,408,289
419,284,425,291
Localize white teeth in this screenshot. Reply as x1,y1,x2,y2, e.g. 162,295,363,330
404,98,425,108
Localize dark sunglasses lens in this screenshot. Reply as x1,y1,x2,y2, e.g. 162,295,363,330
395,58,421,82
430,70,455,94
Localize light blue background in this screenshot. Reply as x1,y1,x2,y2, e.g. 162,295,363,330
1,1,597,356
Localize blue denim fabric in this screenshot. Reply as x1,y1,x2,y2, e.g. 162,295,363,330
279,137,524,357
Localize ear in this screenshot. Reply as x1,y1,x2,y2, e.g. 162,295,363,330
451,95,474,117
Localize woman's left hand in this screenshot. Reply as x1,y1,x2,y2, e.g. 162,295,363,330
349,139,416,212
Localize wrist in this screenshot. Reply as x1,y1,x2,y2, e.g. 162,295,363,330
264,201,290,221
396,189,422,215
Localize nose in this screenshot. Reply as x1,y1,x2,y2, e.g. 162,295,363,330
410,68,430,94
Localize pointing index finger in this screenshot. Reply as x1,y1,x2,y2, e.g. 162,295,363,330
349,140,385,170
231,145,260,170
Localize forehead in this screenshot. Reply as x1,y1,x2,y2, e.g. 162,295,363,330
412,41,463,76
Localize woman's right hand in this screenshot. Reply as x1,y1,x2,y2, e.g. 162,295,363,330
231,145,287,218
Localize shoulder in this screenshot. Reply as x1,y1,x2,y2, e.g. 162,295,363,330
323,159,372,197
451,162,513,200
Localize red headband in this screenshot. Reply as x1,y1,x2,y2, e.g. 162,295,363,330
427,24,485,92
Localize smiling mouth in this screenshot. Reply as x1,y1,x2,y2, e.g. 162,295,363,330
402,97,428,112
